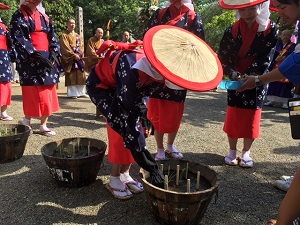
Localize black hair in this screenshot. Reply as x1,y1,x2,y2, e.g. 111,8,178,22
277,0,299,6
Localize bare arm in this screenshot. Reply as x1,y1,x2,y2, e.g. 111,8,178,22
237,68,286,92
276,169,300,225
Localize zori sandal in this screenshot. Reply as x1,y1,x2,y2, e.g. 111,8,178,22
224,156,240,166
105,183,133,200
0,115,13,121
239,158,253,168
124,179,144,194
39,130,56,136
165,150,183,159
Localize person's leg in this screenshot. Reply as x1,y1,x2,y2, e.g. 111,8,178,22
166,132,183,159
276,169,300,225
107,163,132,199
39,116,56,135
225,137,239,165
239,138,255,167
154,129,165,160
1,105,13,120
120,164,143,193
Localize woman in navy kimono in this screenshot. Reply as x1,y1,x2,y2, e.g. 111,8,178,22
218,0,278,167
145,0,205,160
87,41,165,199
10,0,61,135
0,3,15,121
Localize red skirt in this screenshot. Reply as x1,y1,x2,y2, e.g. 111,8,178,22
0,82,11,107
147,98,184,133
22,85,59,117
106,122,136,165
223,106,261,139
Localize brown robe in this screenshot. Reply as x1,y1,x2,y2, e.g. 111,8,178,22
85,36,104,73
59,30,86,86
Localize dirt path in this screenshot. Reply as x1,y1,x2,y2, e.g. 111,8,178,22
0,78,299,225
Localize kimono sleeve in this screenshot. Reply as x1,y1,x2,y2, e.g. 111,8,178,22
10,11,36,59
48,17,61,57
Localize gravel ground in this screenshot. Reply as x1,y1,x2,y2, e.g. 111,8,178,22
0,78,299,225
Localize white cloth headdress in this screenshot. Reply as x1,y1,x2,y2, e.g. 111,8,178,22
19,0,45,14
164,0,195,11
236,1,270,32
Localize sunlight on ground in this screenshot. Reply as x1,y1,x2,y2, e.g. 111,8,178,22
0,166,30,178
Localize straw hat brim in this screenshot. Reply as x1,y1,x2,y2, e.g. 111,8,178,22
0,3,9,10
219,0,267,9
269,0,278,12
143,25,223,92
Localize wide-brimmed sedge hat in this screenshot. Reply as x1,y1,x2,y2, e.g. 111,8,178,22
269,0,278,11
219,0,267,9
0,3,9,10
143,25,223,92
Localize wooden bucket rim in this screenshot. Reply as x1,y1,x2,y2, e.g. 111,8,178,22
41,137,107,159
140,159,219,195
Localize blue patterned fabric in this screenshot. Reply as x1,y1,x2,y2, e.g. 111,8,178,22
10,8,61,86
87,50,166,187
218,21,278,109
0,22,14,82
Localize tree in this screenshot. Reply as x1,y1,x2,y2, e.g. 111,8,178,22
43,0,75,37
0,0,18,25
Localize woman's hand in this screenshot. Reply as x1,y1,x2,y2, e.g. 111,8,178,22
236,75,256,92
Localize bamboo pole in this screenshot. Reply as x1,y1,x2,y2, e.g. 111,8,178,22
176,165,180,186
165,175,168,190
187,179,190,192
196,171,200,190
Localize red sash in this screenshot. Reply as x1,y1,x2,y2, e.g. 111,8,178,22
157,4,195,28
273,42,294,69
20,5,49,51
232,19,271,74
95,41,144,89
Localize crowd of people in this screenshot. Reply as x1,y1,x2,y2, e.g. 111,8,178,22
1,0,300,223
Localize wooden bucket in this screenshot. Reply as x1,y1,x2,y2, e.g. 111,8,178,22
140,159,219,225
41,137,107,187
0,124,31,163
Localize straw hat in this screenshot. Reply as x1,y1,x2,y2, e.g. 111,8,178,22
269,0,278,11
219,0,267,9
0,3,9,10
143,25,223,92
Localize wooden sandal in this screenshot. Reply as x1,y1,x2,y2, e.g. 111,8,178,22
124,179,144,194
105,183,133,200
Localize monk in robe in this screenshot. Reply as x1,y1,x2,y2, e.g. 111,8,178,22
85,28,104,73
59,18,88,99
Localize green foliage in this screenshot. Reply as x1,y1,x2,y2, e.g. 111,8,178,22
201,3,236,51
2,0,298,53
0,0,19,25
71,0,145,44
43,0,75,37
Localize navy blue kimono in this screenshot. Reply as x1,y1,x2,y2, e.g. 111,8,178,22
10,6,61,86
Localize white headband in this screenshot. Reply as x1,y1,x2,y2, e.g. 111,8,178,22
164,0,195,11
19,0,45,14
236,1,270,32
